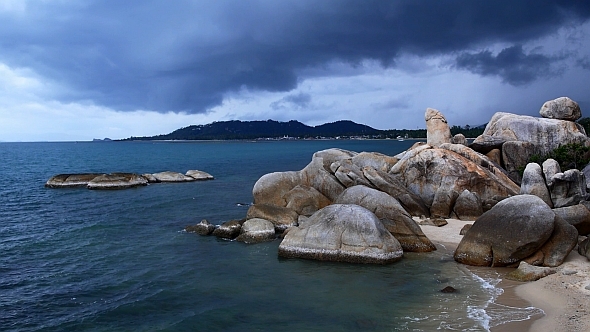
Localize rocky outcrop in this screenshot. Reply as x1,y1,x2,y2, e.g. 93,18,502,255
523,215,578,267
186,219,216,235
335,185,436,252
152,171,195,182
283,185,331,216
278,204,404,264
454,195,556,267
520,163,552,207
550,169,588,208
542,159,561,187
539,97,582,121
425,108,452,147
87,173,148,189
45,173,105,188
390,145,519,217
502,141,537,184
235,218,276,243
212,219,245,239
185,170,214,180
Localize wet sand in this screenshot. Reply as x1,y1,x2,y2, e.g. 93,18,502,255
417,218,590,332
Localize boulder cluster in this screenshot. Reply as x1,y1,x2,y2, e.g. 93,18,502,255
193,97,590,269
46,170,213,189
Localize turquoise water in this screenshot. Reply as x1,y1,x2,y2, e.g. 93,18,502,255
0,140,539,331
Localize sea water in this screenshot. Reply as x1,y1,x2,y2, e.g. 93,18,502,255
0,140,541,331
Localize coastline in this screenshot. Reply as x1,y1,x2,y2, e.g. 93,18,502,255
418,219,590,332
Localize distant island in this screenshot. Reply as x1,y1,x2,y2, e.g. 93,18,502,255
120,119,486,141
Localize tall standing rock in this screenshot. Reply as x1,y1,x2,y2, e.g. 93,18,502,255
520,163,553,207
425,108,452,148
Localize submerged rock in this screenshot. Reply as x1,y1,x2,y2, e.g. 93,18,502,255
185,219,216,235
87,173,148,189
212,219,245,239
45,173,104,188
152,171,195,182
185,170,214,180
278,204,403,264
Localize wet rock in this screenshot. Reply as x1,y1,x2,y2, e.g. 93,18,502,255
185,219,216,235
505,261,557,282
212,219,245,239
278,204,403,264
440,286,457,293
235,218,276,243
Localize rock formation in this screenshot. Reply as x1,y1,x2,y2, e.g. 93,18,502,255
539,97,582,121
425,108,452,147
278,204,404,264
235,218,276,243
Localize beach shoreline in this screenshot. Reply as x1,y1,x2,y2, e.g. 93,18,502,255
418,218,590,332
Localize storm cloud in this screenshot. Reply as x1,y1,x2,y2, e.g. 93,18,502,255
2,0,590,114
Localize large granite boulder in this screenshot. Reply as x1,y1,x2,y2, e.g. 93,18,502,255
246,204,299,232
335,185,436,252
554,203,590,236
45,173,104,188
330,159,373,188
235,218,276,243
425,108,452,147
390,146,519,217
539,97,582,121
542,158,561,187
252,171,301,207
87,173,148,189
152,171,195,182
520,163,552,207
505,261,557,282
278,204,404,264
454,195,555,267
300,153,346,201
523,215,578,267
283,185,331,216
361,167,430,217
351,152,398,172
476,112,589,156
502,141,537,184
453,190,483,220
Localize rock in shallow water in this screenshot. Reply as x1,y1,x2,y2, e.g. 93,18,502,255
235,218,276,243
185,219,216,235
278,204,403,264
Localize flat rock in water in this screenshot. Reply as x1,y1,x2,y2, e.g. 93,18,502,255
235,218,276,243
152,171,195,182
45,173,104,188
87,173,148,189
185,219,216,235
185,170,214,180
278,204,403,264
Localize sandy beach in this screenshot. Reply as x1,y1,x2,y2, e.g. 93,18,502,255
418,218,590,332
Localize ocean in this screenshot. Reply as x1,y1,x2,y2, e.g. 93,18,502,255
0,140,541,331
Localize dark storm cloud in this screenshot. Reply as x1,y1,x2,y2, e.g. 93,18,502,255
1,0,589,113
454,45,565,85
270,92,312,110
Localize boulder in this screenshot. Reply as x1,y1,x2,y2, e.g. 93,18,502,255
87,173,148,189
212,219,245,239
539,97,582,121
246,204,299,232
505,261,557,282
351,152,398,172
278,204,404,264
331,159,373,188
185,170,214,180
523,215,578,267
300,155,346,201
185,219,216,235
470,135,507,154
454,195,556,267
142,173,159,183
425,108,452,147
453,190,484,220
252,171,301,207
520,163,552,207
459,224,472,235
390,147,519,216
554,203,590,236
542,159,561,187
451,133,467,146
335,185,436,252
502,141,537,184
479,112,589,156
582,162,590,190
45,173,104,188
550,169,588,208
283,185,331,216
152,171,195,182
485,148,502,166
578,237,590,260
362,167,430,217
235,218,276,243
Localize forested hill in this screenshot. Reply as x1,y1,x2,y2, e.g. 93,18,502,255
124,120,385,140
121,119,487,141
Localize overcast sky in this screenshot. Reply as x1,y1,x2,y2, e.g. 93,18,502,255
1,1,590,141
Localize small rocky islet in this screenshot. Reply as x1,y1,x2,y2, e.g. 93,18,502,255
45,170,214,189
189,96,590,280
